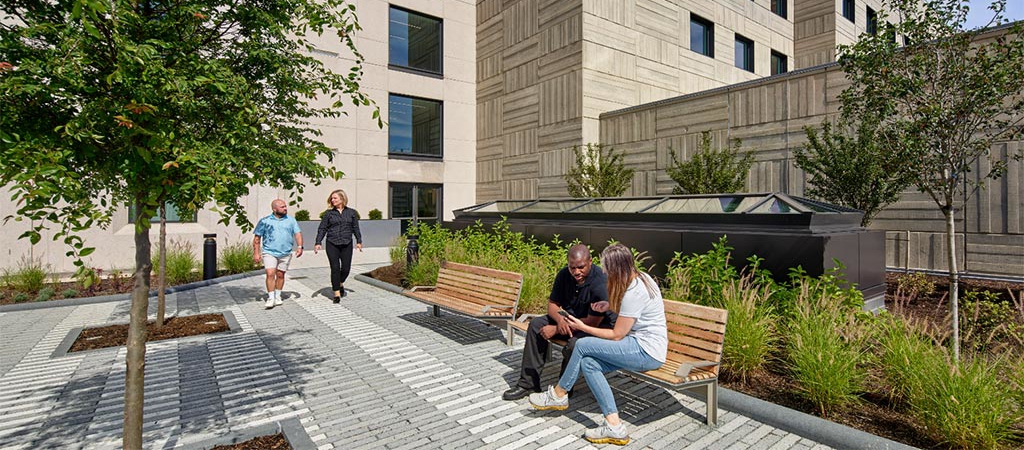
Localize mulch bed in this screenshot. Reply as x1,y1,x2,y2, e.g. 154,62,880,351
368,263,406,288
69,313,229,352
210,433,290,450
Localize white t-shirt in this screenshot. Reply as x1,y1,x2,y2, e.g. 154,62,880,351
618,273,668,363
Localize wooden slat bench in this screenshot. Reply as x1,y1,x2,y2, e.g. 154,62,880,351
405,261,524,344
507,300,728,425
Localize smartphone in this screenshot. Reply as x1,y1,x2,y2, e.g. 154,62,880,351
557,309,569,318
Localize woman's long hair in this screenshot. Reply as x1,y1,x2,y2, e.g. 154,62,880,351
327,189,348,209
601,243,657,313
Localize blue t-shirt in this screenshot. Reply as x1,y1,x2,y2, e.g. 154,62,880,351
254,214,301,257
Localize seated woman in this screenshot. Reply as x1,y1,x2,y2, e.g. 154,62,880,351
529,243,667,446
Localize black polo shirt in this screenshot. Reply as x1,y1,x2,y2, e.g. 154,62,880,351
550,265,615,326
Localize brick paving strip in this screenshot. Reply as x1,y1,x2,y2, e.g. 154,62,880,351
0,266,835,449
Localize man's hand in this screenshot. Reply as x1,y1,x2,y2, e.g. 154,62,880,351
539,324,559,340
295,248,303,258
356,243,363,252
591,301,609,313
314,244,322,254
556,319,573,337
253,252,261,264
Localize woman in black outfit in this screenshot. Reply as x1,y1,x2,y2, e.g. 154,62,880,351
314,189,362,303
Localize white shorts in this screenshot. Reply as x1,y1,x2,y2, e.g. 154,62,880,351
262,253,292,272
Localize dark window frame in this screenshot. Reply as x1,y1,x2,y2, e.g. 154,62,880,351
771,0,787,19
388,93,444,159
389,182,443,230
689,14,715,58
842,0,855,23
388,5,443,76
770,50,788,75
127,202,197,224
735,34,754,73
866,7,878,35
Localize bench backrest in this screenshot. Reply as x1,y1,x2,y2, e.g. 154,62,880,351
664,300,728,376
435,261,524,311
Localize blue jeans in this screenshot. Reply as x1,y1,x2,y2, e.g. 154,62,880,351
557,336,662,417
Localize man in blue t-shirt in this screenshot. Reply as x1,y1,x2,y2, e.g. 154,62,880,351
253,199,303,309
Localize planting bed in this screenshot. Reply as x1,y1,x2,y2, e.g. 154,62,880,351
69,313,230,352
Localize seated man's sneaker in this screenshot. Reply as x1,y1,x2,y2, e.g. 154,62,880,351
502,386,538,401
583,422,629,446
528,385,568,411
274,297,284,306
264,298,275,309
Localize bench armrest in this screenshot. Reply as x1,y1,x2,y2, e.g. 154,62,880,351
408,286,436,292
674,360,719,378
514,313,545,323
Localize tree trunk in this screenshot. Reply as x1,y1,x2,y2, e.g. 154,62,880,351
156,205,166,328
945,208,960,362
124,201,152,449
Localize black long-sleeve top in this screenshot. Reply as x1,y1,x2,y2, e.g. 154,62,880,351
315,207,362,246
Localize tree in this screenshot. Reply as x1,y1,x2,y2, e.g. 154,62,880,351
837,0,1024,360
666,131,754,194
795,118,916,226
565,143,634,197
0,0,379,445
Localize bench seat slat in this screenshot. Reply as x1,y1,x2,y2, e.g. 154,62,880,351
438,270,523,293
444,261,523,282
434,286,510,310
665,314,727,334
436,274,520,303
664,301,728,323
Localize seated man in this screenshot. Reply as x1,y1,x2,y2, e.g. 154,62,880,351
503,243,615,401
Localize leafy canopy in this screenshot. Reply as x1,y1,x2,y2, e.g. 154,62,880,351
666,131,754,194
565,143,634,198
0,0,380,264
795,119,916,226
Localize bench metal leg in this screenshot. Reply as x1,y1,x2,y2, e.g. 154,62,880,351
431,305,440,317
706,382,718,426
506,322,515,346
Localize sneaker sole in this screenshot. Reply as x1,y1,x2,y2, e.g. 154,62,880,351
529,403,568,411
584,436,629,446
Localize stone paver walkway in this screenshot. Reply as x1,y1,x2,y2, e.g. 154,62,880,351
0,266,832,449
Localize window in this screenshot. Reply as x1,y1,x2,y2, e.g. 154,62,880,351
735,34,754,72
390,183,441,232
770,50,788,75
842,0,855,23
866,7,878,35
389,94,442,157
128,202,196,223
389,6,442,74
771,0,787,19
690,15,714,58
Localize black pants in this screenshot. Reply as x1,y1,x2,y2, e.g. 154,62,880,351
326,241,353,292
516,315,592,391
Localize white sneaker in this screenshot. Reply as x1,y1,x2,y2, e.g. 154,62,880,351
274,296,284,306
584,422,630,445
265,298,275,309
528,385,568,411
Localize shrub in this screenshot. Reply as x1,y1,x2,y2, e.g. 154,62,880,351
35,286,55,302
368,208,383,220
877,315,941,403
389,236,407,266
666,130,753,195
565,143,634,198
910,354,1023,449
785,272,868,416
153,239,200,285
720,276,777,382
960,290,1023,354
405,220,569,314
74,267,101,290
663,236,739,307
12,292,30,303
293,209,311,221
1,256,50,294
220,240,257,274
62,288,79,299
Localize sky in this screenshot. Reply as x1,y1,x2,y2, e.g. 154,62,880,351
964,0,1024,29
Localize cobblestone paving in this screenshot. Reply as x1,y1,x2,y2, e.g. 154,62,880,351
0,267,833,449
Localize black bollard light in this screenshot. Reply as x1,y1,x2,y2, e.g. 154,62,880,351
203,233,217,280
406,234,419,267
